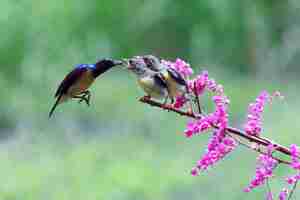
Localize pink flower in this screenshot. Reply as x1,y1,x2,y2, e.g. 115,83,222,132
266,191,273,200
289,144,300,170
183,92,229,138
194,129,236,173
284,144,300,185
286,176,297,185
290,144,300,161
189,71,209,95
173,95,188,109
184,117,213,137
191,167,198,176
244,91,283,136
278,188,288,200
161,58,193,78
185,72,236,175
244,91,270,136
244,144,278,192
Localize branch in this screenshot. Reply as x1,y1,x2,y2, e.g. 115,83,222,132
139,96,292,165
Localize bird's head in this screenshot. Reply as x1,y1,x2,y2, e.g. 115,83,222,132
142,55,164,72
95,58,123,68
125,57,148,76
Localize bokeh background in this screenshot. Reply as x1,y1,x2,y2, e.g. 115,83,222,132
1,0,300,199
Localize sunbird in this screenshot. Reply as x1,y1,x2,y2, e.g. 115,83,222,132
49,59,122,118
125,57,169,102
141,55,189,103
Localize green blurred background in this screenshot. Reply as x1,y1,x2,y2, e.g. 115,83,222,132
1,0,300,199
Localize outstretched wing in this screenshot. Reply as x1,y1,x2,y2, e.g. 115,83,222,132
166,68,188,87
54,67,87,97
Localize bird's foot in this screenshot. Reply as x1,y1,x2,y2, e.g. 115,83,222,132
78,96,90,106
163,97,173,112
79,91,91,106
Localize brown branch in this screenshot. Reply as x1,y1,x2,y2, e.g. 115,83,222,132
139,97,292,165
228,133,290,165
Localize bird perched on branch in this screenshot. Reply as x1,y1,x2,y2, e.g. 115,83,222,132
125,57,169,102
49,59,122,118
141,55,189,103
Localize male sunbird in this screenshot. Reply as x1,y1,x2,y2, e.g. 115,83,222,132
125,57,169,102
49,59,122,118
141,55,189,103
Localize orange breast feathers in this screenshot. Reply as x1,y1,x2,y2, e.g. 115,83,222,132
67,69,95,96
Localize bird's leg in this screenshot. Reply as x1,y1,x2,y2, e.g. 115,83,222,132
170,97,175,104
163,96,169,105
84,90,91,106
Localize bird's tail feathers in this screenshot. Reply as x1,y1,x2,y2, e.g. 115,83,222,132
49,94,62,118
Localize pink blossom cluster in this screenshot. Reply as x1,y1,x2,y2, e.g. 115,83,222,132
188,71,224,96
278,189,288,200
244,91,270,136
274,145,300,200
185,73,236,175
161,58,193,78
289,144,300,171
266,191,273,200
173,70,210,110
173,95,188,109
184,71,229,138
161,58,297,198
189,71,209,95
244,91,283,137
184,117,212,137
191,129,236,176
244,145,278,192
285,144,300,184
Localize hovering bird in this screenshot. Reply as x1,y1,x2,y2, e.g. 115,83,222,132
125,57,169,102
49,59,122,118
141,55,189,103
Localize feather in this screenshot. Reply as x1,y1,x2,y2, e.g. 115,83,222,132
55,67,87,97
166,68,188,87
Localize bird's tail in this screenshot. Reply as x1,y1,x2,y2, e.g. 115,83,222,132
49,95,62,118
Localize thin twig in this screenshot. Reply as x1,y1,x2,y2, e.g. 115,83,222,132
193,81,202,114
139,97,292,165
287,180,298,200
228,134,290,165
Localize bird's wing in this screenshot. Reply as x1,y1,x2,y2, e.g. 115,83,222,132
153,73,168,89
166,68,188,87
55,67,88,97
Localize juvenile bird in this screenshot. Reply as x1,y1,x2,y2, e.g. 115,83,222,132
125,57,169,102
49,59,122,118
142,55,189,103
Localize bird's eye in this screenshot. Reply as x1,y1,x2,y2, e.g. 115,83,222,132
144,58,150,65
